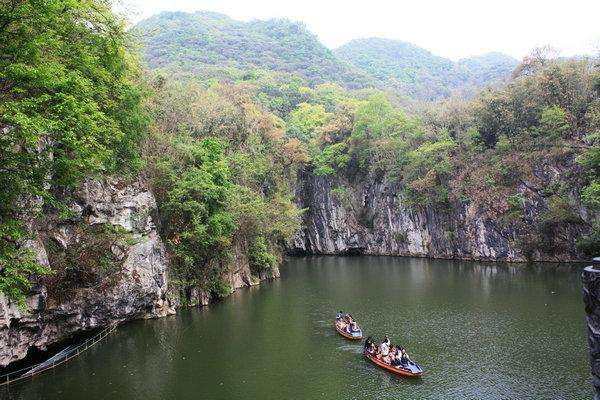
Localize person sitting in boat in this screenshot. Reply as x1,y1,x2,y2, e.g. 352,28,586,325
390,348,403,367
336,311,344,321
384,345,396,364
364,337,376,355
383,335,391,346
342,314,357,333
380,336,390,361
399,347,412,366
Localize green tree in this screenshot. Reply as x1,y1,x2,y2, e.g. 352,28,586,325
0,0,148,304
287,102,330,143
537,105,569,140
160,138,236,297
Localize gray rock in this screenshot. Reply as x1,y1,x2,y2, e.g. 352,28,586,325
291,168,588,262
0,179,172,367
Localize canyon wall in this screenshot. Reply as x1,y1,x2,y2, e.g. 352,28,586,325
291,167,590,262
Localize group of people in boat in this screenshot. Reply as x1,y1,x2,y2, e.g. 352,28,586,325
364,335,413,368
336,311,361,333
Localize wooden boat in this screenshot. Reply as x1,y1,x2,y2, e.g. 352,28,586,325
363,350,423,377
334,319,363,340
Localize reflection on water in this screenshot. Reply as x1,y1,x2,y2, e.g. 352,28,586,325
0,256,590,400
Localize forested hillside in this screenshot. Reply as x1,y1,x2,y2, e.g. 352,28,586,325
133,12,517,101
289,58,600,259
333,38,517,100
134,11,371,88
1,2,598,317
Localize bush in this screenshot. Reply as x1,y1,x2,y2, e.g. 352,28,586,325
249,237,277,273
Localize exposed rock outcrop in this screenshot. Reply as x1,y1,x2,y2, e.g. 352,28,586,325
0,178,280,368
291,168,590,262
0,179,170,367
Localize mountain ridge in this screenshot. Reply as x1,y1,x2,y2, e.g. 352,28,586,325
134,11,518,100
333,37,517,100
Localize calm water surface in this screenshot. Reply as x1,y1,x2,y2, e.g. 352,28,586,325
1,257,591,399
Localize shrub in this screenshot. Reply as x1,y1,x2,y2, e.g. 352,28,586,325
249,236,277,273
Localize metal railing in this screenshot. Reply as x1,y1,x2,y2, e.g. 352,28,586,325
0,324,117,386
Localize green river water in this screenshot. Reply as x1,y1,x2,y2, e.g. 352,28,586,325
0,256,591,399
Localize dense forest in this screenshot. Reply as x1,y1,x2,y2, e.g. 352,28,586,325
334,38,517,100
134,11,372,88
1,2,599,309
134,11,518,101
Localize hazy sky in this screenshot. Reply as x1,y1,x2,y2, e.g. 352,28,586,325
118,0,600,60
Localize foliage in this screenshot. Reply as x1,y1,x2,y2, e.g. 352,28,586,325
0,0,148,303
152,137,235,294
402,135,456,205
577,221,600,256
249,236,277,273
537,105,569,140
333,38,517,101
134,11,371,89
313,143,351,176
0,221,51,307
288,103,330,144
133,12,519,102
145,79,302,298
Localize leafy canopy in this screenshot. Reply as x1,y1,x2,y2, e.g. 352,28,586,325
0,0,148,304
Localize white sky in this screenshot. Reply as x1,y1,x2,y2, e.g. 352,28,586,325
117,0,600,61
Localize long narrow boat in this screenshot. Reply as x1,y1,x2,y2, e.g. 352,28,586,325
334,319,363,340
363,351,423,377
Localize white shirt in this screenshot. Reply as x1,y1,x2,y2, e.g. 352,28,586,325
380,342,389,356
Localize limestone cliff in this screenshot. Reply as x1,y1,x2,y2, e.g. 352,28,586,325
0,179,276,367
291,167,591,262
0,179,171,367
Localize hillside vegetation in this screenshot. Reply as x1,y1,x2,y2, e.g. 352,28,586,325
134,11,371,89
1,3,598,307
333,38,517,100
133,12,516,101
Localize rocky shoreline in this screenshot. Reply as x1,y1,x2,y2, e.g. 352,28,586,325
1,170,591,368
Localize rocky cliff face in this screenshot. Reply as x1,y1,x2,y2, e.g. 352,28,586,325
0,179,171,367
0,179,279,368
291,167,590,262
